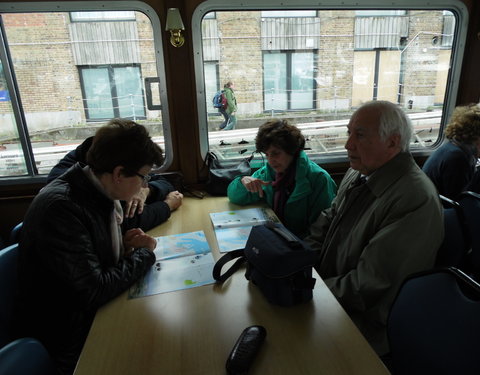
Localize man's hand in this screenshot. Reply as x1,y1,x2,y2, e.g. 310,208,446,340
124,187,150,218
241,176,270,198
164,190,183,212
123,228,156,254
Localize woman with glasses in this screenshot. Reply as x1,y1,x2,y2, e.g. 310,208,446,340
47,125,183,231
14,120,164,375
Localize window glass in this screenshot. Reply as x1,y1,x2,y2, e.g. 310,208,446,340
114,66,146,119
70,11,136,21
264,53,287,111
80,65,146,120
441,12,455,47
205,62,218,114
262,11,317,18
291,52,315,110
355,10,406,16
80,67,115,119
199,8,459,162
204,12,216,20
0,61,27,176
0,8,166,178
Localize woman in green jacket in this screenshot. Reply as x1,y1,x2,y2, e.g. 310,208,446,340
227,119,337,238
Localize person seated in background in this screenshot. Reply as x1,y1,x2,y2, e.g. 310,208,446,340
227,119,337,239
304,100,444,358
47,124,183,232
422,103,480,200
14,120,162,375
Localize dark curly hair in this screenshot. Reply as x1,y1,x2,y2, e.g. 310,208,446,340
87,119,164,176
255,119,305,155
445,104,480,143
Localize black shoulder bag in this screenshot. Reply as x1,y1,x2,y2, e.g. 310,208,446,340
212,222,317,306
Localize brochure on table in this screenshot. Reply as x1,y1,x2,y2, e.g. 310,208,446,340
128,230,215,299
210,207,279,253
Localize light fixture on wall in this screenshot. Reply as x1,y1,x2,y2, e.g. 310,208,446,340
165,8,185,48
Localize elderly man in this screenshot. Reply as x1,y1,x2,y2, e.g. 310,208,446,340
305,100,444,356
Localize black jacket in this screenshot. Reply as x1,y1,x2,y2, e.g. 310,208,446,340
47,136,175,232
15,164,156,374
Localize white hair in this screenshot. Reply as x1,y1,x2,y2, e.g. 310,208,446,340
358,100,413,152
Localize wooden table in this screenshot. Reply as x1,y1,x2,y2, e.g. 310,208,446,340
74,196,390,375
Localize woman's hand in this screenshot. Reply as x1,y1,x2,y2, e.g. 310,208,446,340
124,187,150,218
123,228,156,254
241,176,270,197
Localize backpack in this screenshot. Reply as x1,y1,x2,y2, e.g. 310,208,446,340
213,90,227,109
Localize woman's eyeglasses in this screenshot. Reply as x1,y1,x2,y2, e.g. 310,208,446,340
134,172,151,186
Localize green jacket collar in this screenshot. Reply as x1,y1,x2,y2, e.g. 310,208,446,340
264,150,313,200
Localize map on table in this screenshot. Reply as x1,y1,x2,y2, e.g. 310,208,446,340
128,231,215,298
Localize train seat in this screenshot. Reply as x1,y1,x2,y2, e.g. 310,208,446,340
0,243,19,347
0,243,56,375
436,195,470,270
457,191,480,278
387,267,480,375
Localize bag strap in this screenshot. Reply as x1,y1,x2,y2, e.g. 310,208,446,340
200,152,218,180
212,249,246,283
205,152,218,168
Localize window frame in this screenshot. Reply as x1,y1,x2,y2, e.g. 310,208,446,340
192,0,468,165
0,1,171,185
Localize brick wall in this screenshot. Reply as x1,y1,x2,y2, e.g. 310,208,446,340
317,11,355,108
0,9,453,131
402,10,445,108
4,13,81,115
217,12,263,113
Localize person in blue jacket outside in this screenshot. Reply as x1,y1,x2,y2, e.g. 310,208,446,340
227,119,337,238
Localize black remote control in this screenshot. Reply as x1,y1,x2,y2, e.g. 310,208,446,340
226,325,267,374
